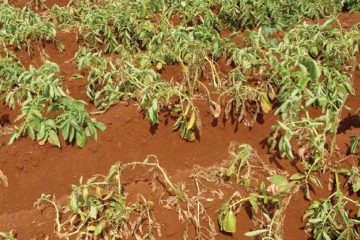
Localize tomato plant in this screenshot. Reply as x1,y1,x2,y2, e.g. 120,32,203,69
0,2,58,53
304,170,360,240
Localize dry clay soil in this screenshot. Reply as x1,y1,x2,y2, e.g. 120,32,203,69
1,1,360,239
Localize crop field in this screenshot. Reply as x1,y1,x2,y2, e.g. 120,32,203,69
1,0,360,239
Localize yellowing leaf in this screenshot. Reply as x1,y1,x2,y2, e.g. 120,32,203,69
249,197,258,214
96,186,102,197
187,111,196,130
83,187,89,202
260,94,272,114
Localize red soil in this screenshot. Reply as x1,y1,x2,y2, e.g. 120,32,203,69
0,2,360,239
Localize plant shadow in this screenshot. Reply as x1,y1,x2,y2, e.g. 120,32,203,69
337,113,360,134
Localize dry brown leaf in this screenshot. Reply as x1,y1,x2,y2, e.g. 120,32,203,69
0,170,8,187
209,100,221,118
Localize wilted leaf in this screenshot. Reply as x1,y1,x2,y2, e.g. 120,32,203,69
260,94,272,114
209,100,221,118
76,131,87,148
222,210,236,233
268,175,288,186
89,205,98,219
244,229,268,237
49,130,60,148
352,182,360,193
302,57,321,82
290,173,305,180
187,111,196,130
249,197,258,214
83,187,89,202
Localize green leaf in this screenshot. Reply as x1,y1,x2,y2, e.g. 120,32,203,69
337,168,351,175
308,218,323,224
37,123,46,140
222,210,236,233
95,122,106,131
244,229,268,237
61,121,70,141
249,196,258,214
76,131,87,148
302,58,321,82
69,127,75,143
27,125,35,140
290,173,305,180
69,193,78,211
309,46,319,58
322,231,331,240
277,121,291,132
86,123,97,140
284,136,294,159
105,169,118,184
8,133,19,145
148,99,158,125
172,115,183,131
95,222,105,236
49,130,61,148
148,107,157,125
89,205,98,219
309,176,322,189
350,135,360,154
269,175,288,186
352,182,360,193
156,62,163,70
226,165,235,177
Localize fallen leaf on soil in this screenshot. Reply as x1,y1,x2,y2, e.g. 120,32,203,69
0,170,8,187
209,100,221,118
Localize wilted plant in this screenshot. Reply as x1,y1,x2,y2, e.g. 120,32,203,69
219,0,343,30
26,0,47,11
268,113,328,163
350,108,360,154
35,155,225,239
0,2,57,53
289,171,322,200
35,164,161,239
221,70,273,128
225,143,258,187
304,170,360,240
218,175,298,239
351,135,360,154
344,0,360,12
338,166,360,193
37,0,360,145
0,231,16,240
75,47,204,141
